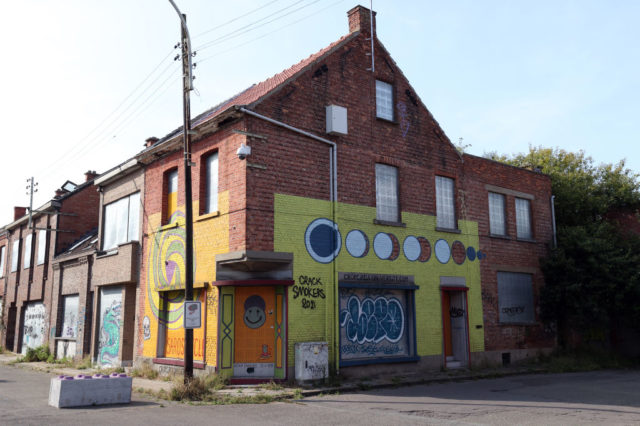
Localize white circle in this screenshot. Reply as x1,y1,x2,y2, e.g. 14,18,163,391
373,233,393,260
403,236,421,261
304,218,341,263
435,239,451,264
346,230,368,258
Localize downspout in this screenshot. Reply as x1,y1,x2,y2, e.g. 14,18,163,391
238,107,339,375
550,195,557,249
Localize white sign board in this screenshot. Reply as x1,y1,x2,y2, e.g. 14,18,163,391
184,301,201,329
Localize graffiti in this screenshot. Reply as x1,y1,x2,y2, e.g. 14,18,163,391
340,296,404,344
243,295,266,329
98,300,121,366
22,302,45,353
206,291,218,316
165,336,204,358
340,343,403,356
293,275,326,310
481,291,495,304
61,296,79,339
502,306,525,316
449,307,465,318
143,316,151,340
304,218,482,265
397,101,410,138
260,344,272,359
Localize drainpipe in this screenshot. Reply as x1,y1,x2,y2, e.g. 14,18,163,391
238,107,339,375
550,195,557,249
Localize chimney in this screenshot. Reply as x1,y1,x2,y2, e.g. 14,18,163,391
84,170,98,182
14,207,27,220
348,5,376,35
145,136,159,148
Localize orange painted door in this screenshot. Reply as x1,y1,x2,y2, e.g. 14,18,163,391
234,287,275,365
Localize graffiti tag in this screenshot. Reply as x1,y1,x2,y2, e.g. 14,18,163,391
449,307,465,318
293,275,326,310
502,306,525,316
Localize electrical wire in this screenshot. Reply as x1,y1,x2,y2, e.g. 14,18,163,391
193,0,282,39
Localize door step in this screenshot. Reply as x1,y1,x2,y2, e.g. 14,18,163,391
446,360,463,369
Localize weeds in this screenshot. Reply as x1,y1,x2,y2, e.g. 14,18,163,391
18,345,51,362
258,381,283,391
169,374,228,401
131,363,159,380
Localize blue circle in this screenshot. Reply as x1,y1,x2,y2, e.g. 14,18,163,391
373,233,393,260
305,218,341,263
467,246,476,261
403,236,421,262
434,239,451,264
346,230,369,258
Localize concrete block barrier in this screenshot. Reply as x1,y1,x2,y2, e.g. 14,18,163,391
48,373,133,408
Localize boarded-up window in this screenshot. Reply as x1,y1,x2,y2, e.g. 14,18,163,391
375,80,394,120
375,164,399,222
23,234,32,269
515,198,532,239
102,192,140,251
436,176,456,229
11,240,19,272
0,246,5,277
37,230,47,265
497,272,535,324
488,192,506,235
61,295,79,338
204,152,219,214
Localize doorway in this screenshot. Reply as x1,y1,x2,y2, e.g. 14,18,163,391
441,290,469,368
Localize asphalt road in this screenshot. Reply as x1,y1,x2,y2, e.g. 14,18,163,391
1,364,639,425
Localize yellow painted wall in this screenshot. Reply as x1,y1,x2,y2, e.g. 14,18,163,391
142,191,229,366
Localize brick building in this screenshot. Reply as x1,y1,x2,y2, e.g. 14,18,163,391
1,172,100,354
133,5,554,381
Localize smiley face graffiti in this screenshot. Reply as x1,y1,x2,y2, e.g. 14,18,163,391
243,295,266,329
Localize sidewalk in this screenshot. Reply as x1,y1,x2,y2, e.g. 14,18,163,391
0,351,546,401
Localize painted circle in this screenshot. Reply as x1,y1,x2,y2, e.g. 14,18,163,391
387,233,400,260
418,237,431,262
452,241,466,265
345,230,369,258
403,236,421,261
373,232,393,260
467,246,476,261
477,250,486,260
434,239,451,264
304,218,341,263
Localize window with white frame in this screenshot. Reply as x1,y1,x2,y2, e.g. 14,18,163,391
37,229,47,265
375,163,399,222
11,240,19,272
102,192,141,251
515,198,532,239
375,80,394,121
497,272,535,323
166,169,178,223
204,152,218,214
0,246,5,277
488,192,506,236
436,176,456,229
23,234,32,269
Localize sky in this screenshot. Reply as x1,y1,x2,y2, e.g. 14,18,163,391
0,0,639,225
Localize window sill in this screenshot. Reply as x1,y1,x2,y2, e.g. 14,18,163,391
516,237,537,243
153,357,206,369
196,210,220,222
375,116,397,124
96,249,118,258
159,221,182,232
489,234,511,240
373,219,406,228
435,227,461,234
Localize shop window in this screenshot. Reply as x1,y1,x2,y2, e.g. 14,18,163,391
338,280,418,366
102,192,141,251
488,192,506,236
375,80,394,121
497,272,535,324
37,229,47,265
165,169,178,224
436,176,456,229
23,234,32,269
375,163,399,222
203,151,218,214
515,198,532,239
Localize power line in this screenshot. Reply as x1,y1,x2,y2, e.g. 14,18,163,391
197,0,346,64
194,0,320,52
193,0,282,39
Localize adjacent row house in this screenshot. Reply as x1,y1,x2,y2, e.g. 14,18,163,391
0,5,555,381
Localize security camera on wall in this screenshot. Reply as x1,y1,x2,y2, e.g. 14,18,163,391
237,143,251,160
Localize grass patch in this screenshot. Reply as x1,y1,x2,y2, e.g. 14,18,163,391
258,381,284,391
131,363,159,380
169,374,228,401
539,348,639,373
17,345,50,362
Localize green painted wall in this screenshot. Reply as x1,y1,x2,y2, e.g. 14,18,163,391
274,194,485,369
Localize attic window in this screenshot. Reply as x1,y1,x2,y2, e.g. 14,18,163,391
376,80,394,121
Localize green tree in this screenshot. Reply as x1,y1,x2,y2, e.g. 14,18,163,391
490,147,640,348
